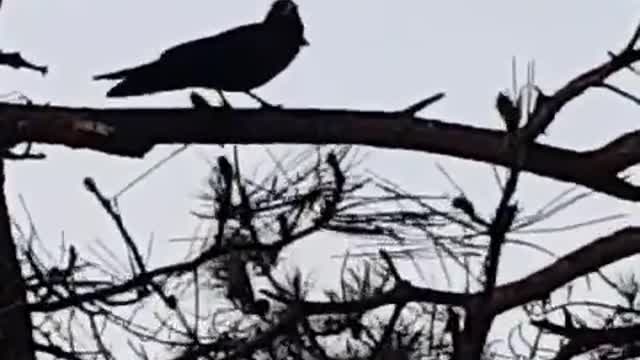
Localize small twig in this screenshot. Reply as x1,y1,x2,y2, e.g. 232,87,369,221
111,144,189,201
192,268,200,344
87,313,115,360
436,162,467,197
378,249,403,283
84,177,177,310
233,146,260,245
400,92,446,115
625,21,640,50
598,82,640,106
0,51,47,75
371,303,405,358
85,178,146,275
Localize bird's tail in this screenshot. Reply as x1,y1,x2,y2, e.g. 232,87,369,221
93,64,149,80
94,63,178,97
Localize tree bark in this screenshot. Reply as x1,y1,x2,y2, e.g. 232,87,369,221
0,159,35,360
1,102,639,201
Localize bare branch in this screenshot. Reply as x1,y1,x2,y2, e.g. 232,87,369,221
379,249,403,283
625,21,640,50
0,160,35,360
491,227,640,314
2,102,640,201
598,82,640,106
522,23,640,140
400,92,445,115
0,51,47,75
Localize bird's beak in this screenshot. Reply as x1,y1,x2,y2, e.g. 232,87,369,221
302,37,310,46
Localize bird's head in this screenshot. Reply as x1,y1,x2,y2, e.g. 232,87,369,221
264,0,309,46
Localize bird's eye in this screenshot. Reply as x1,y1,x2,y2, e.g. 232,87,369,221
284,3,296,13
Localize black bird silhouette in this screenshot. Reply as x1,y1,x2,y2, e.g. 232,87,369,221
93,0,308,107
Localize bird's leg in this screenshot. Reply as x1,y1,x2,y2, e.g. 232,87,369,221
245,91,282,109
216,90,232,108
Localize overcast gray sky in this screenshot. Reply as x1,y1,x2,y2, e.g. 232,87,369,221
1,0,639,357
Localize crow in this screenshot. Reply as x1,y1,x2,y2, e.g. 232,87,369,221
94,0,308,107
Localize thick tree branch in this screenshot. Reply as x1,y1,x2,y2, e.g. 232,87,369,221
1,102,640,201
0,160,35,360
453,226,640,359
489,227,640,314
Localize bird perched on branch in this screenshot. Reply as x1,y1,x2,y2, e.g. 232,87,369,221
93,0,308,107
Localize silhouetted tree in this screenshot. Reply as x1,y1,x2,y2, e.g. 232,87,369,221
2,3,640,360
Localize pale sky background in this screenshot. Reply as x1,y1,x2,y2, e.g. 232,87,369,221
0,0,639,358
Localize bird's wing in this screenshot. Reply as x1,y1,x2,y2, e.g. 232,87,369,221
95,23,267,81
159,23,263,65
